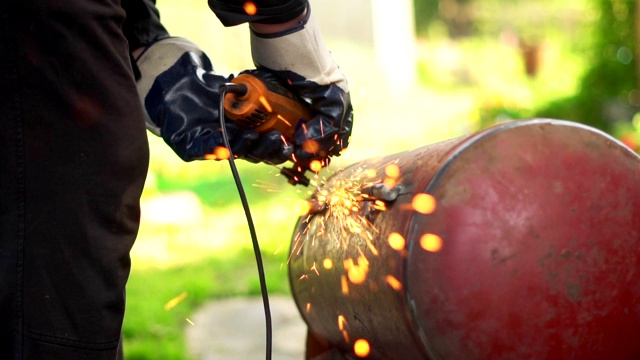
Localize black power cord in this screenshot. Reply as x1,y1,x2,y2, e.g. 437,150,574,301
218,83,272,360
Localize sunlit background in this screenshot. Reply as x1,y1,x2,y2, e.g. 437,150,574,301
123,0,639,358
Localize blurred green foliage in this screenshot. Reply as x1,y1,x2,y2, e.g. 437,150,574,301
538,0,638,138
414,0,640,148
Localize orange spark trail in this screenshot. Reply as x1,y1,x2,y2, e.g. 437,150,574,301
164,292,188,311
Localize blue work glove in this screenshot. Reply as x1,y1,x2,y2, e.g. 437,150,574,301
249,4,353,169
135,37,293,163
286,69,353,165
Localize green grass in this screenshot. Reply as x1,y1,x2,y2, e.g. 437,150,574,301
123,249,290,360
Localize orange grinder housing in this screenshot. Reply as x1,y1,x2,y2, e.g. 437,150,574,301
223,73,313,140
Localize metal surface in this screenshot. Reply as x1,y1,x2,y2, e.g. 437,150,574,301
288,119,640,359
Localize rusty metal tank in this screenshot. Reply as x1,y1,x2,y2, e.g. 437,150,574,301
288,119,640,359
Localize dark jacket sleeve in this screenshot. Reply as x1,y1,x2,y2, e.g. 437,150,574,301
121,0,169,50
208,0,307,26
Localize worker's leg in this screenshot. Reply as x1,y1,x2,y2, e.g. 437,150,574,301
0,0,148,358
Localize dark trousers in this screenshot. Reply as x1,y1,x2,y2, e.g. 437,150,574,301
0,0,149,358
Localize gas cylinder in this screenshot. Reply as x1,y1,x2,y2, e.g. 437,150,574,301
288,119,640,359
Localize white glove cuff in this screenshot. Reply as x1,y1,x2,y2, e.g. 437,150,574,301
250,7,349,93
135,37,204,135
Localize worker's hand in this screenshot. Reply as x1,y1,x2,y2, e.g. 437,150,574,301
250,4,353,167
135,37,293,163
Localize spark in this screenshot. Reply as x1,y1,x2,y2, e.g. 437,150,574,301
345,256,368,285
273,243,284,254
384,164,400,178
412,193,437,214
215,146,230,160
338,315,347,330
342,329,351,343
296,165,407,295
357,253,369,269
365,230,375,240
164,292,188,311
258,95,272,113
372,200,387,211
307,167,381,249
280,134,289,146
310,160,323,172
252,182,277,190
420,233,443,252
341,275,349,295
310,262,320,276
243,1,257,15
306,302,312,313
277,114,292,126
204,146,230,160
365,237,379,255
299,274,309,281
186,318,195,326
387,232,405,251
385,275,403,291
343,258,354,269
354,339,371,358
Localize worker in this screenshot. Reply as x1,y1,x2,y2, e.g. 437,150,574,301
0,0,352,358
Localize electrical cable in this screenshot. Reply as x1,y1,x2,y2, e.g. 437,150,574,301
219,83,273,360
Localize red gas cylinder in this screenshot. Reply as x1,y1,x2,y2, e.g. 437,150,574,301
288,119,640,359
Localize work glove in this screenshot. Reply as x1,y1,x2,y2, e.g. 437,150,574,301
250,4,353,168
135,37,293,163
